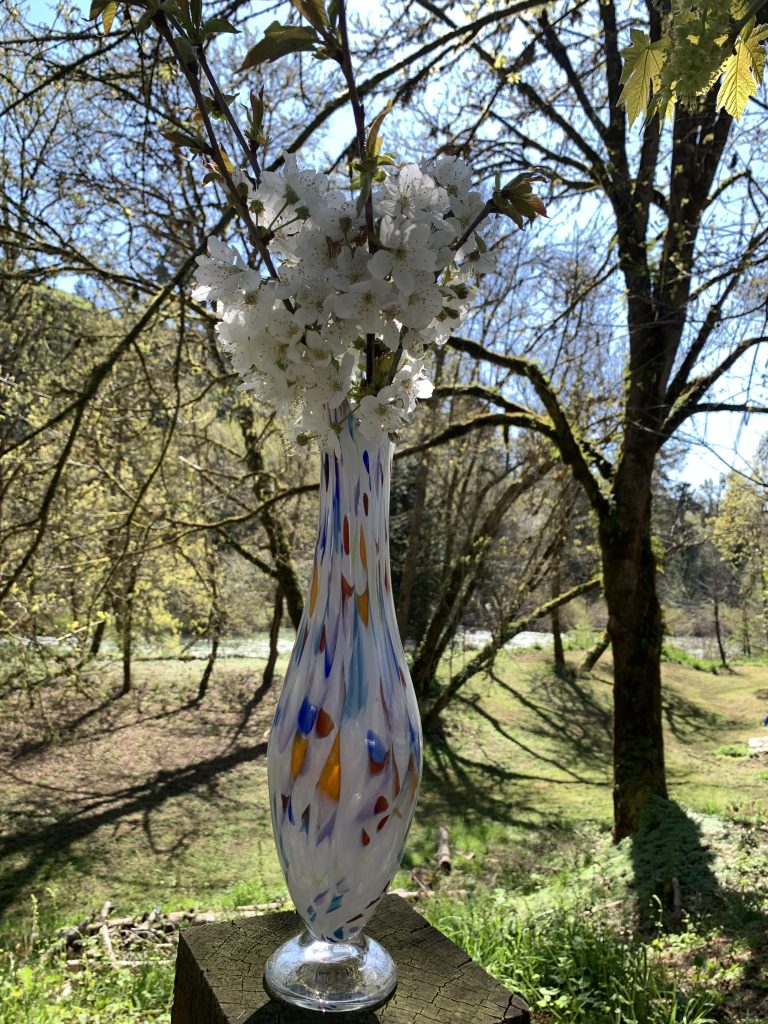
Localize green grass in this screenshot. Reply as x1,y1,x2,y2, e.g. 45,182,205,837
425,894,721,1024
1,645,766,1021
714,743,750,759
0,948,172,1024
0,940,172,1023
662,644,724,675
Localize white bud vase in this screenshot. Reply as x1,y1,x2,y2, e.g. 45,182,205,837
264,406,422,1012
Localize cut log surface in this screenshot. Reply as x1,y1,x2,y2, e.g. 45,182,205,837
171,893,529,1024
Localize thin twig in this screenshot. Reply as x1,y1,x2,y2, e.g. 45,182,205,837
165,12,263,186
152,13,287,297
336,0,377,386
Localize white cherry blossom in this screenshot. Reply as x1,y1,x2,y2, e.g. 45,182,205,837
194,155,493,449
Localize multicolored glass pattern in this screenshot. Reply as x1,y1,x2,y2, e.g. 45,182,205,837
268,412,422,943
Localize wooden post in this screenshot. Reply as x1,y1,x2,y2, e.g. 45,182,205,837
171,893,529,1023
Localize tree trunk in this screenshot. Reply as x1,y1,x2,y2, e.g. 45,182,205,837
578,629,610,675
421,576,599,731
551,572,566,677
741,606,751,657
397,347,443,642
396,455,429,642
195,550,224,704
713,592,728,668
238,405,304,631
600,469,668,842
120,604,132,696
410,463,551,700
89,617,106,657
261,584,283,692
115,566,137,697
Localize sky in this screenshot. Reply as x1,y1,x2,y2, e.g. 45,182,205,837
17,0,768,488
26,0,88,21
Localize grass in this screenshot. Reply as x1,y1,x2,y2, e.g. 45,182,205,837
0,644,766,1021
662,644,725,675
425,894,721,1024
714,744,750,759
0,947,172,1024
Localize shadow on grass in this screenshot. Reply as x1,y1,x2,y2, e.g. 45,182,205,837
10,691,126,761
630,797,768,1019
8,672,270,763
494,666,612,773
0,740,267,920
7,687,205,763
420,737,561,833
455,694,601,786
661,688,733,742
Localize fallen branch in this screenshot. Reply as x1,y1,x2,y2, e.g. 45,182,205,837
437,826,452,874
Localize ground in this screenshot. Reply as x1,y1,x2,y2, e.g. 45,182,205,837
0,646,766,1022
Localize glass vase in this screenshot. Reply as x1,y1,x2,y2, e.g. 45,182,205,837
264,407,423,1013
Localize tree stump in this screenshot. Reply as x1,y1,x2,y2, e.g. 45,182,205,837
171,894,529,1023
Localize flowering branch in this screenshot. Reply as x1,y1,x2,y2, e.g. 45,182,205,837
150,13,284,287
88,0,548,452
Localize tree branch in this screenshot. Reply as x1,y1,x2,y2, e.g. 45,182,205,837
662,335,768,438
447,335,611,509
665,227,768,409
421,574,601,728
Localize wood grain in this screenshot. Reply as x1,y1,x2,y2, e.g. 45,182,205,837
171,894,529,1023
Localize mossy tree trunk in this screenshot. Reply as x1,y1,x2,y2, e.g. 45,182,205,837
598,445,668,840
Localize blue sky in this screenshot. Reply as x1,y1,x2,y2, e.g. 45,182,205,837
16,0,768,486
26,0,89,21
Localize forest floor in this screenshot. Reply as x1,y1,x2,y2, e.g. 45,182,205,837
0,645,766,1022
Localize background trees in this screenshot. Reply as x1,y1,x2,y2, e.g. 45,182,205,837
363,0,768,836
1,0,767,842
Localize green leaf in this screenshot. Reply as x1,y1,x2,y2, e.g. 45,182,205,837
716,29,766,121
619,28,669,126
493,173,548,229
161,128,206,151
202,16,238,35
190,0,201,29
89,0,118,31
743,22,768,84
366,99,393,159
237,22,318,72
101,1,117,32
173,34,198,65
289,0,328,32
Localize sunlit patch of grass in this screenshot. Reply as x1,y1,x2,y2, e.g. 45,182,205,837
662,644,724,675
714,743,750,758
424,892,721,1024
0,897,173,1024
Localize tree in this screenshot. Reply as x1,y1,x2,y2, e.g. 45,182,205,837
0,1,314,701
7,0,768,843
371,0,768,837
712,452,768,653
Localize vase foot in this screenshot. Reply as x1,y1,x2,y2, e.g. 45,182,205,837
264,929,397,1013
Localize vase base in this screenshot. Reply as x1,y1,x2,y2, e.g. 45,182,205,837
263,929,397,1013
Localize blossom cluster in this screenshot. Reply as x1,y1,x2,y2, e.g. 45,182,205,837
193,154,493,451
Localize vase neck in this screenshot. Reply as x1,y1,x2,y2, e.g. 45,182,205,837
317,417,393,586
